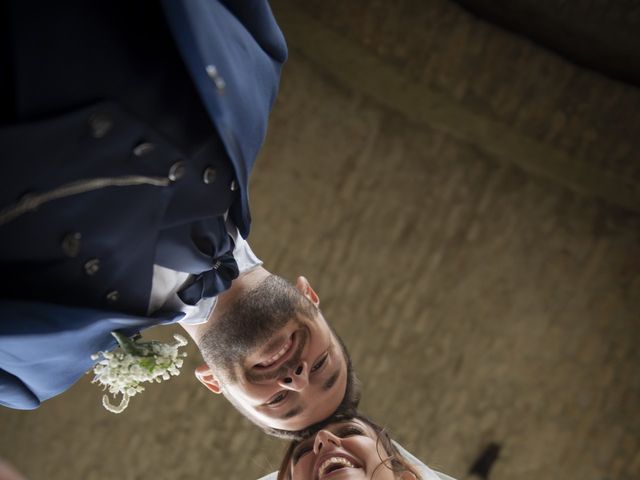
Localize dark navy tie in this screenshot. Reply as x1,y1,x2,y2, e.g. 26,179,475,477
155,216,239,305
177,249,239,305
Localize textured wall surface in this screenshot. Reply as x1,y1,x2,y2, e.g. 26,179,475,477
1,1,639,480
454,0,640,85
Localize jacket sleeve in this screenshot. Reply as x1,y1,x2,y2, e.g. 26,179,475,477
219,0,288,62
0,300,176,409
0,368,40,410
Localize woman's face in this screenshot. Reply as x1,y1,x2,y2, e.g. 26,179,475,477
287,419,399,480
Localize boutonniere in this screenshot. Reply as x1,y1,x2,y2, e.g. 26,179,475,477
90,331,188,413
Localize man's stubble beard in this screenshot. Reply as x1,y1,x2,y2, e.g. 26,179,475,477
202,309,292,383
198,274,317,384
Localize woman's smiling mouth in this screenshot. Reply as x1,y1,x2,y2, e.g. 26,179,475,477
316,454,360,479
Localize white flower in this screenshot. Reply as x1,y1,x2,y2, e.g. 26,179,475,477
90,333,188,413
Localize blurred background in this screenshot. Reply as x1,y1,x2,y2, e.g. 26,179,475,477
1,0,639,479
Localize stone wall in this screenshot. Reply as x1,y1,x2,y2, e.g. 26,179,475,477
1,1,638,479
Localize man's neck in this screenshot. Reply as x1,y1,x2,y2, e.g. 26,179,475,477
179,265,271,343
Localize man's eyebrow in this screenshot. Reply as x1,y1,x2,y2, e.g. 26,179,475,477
322,369,340,392
280,405,303,420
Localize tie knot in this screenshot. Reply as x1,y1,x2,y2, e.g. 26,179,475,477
177,251,239,305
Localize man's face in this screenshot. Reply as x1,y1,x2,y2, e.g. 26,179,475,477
196,275,348,431
222,310,348,431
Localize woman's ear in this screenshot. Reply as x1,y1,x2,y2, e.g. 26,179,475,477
295,276,320,307
194,364,222,394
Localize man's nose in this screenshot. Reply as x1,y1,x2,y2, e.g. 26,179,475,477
313,429,341,454
277,362,309,391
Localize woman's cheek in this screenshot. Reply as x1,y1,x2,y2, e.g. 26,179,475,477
291,456,314,479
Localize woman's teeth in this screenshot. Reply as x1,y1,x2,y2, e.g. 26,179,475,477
319,457,355,477
258,338,292,367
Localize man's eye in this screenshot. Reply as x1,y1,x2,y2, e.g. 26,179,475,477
310,353,328,373
267,391,288,406
339,426,364,437
292,445,312,464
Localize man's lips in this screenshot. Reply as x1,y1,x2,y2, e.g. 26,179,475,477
314,452,361,480
257,335,293,367
253,331,297,371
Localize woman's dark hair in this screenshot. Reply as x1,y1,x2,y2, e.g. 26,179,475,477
277,413,421,480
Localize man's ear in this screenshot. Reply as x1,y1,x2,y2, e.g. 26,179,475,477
295,276,320,307
194,364,222,394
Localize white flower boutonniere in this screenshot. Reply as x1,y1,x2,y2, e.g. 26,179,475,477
90,331,188,413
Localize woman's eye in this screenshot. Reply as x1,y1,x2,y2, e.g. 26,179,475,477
339,426,364,437
310,353,328,373
267,391,287,405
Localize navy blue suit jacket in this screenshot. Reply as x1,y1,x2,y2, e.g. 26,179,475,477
0,0,287,409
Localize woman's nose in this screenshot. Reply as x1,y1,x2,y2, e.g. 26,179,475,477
313,429,342,454
278,362,309,391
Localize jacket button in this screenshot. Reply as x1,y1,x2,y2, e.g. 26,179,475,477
202,166,217,184
105,290,120,303
61,232,82,258
84,258,100,275
133,141,155,157
205,65,226,94
89,113,113,138
230,180,238,191
168,161,186,181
